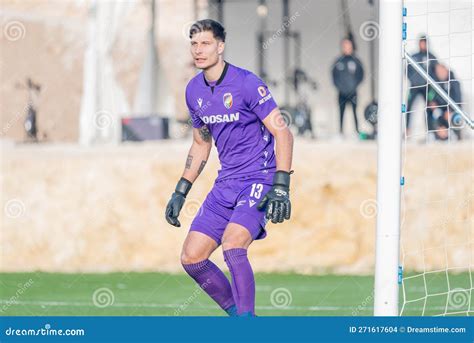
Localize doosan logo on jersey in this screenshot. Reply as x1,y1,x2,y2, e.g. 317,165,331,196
202,112,240,124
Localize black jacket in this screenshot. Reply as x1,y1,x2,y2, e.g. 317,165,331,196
407,51,437,87
430,71,462,110
332,55,364,96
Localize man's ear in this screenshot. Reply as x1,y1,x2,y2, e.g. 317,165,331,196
217,41,225,55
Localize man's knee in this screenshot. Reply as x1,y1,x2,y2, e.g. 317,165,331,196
222,225,252,251
221,238,244,251
181,231,217,265
180,249,208,265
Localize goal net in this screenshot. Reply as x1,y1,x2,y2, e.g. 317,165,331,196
399,0,473,316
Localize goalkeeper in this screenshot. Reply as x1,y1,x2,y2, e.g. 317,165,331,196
165,19,294,317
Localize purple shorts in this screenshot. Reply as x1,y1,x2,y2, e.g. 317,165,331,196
190,173,273,245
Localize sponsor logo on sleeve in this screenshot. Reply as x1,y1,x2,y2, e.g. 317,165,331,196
197,98,203,108
257,86,272,105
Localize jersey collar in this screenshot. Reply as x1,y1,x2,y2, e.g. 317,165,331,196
203,61,229,88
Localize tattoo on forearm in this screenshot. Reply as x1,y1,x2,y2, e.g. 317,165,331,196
185,155,193,169
198,160,207,174
199,126,211,142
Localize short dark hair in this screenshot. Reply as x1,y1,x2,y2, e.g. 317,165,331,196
189,19,226,42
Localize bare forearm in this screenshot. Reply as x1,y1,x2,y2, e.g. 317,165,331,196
182,142,211,183
274,128,293,172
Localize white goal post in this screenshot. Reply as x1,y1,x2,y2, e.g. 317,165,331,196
373,0,403,316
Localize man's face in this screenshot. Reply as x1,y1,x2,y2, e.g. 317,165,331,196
435,64,449,81
341,39,353,55
419,40,427,52
190,31,224,70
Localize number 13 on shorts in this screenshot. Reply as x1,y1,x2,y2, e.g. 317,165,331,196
250,183,263,199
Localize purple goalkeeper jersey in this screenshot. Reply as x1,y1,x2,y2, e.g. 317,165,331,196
185,62,278,181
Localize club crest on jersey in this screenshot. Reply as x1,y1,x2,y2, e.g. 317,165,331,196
197,98,203,108
223,93,233,109
258,86,267,97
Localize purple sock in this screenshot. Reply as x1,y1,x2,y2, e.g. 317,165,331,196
182,259,235,312
223,248,255,315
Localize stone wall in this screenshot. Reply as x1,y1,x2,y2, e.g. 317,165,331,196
1,140,472,274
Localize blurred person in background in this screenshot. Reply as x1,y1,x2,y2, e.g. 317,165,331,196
16,78,41,142
406,35,437,135
165,19,294,317
331,38,364,138
427,63,463,141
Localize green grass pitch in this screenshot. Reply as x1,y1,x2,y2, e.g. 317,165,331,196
0,272,471,316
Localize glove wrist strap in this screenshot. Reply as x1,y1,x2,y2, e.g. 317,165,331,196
175,177,192,197
273,170,292,188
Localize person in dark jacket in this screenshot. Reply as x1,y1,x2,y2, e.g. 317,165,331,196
427,63,463,141
332,38,364,136
406,35,437,132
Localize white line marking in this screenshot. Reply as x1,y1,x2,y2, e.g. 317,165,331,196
0,299,345,311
